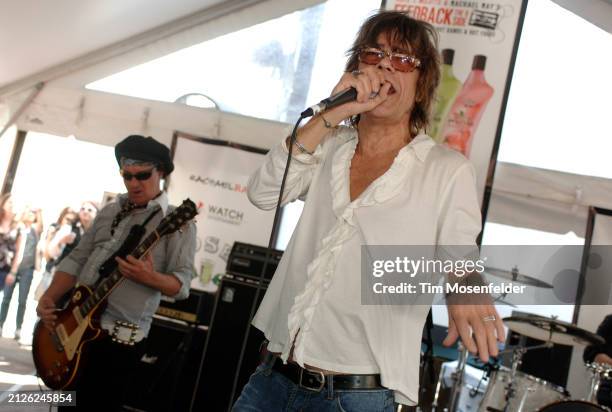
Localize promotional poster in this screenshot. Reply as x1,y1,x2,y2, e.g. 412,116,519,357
166,132,275,292
386,0,527,204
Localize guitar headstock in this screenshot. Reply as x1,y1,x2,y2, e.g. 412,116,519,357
158,198,198,236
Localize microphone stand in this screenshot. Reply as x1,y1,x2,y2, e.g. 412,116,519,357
227,113,308,411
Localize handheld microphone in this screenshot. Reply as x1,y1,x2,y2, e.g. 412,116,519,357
300,87,358,118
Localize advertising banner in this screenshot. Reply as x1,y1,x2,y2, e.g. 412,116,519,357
386,0,527,204
166,132,275,292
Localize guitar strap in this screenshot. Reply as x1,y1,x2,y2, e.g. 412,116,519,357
97,207,162,282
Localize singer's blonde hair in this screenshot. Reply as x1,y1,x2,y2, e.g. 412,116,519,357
345,11,440,136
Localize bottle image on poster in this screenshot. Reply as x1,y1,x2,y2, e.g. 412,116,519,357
429,49,462,143
441,55,494,157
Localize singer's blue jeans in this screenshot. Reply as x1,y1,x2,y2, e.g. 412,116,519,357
232,362,396,412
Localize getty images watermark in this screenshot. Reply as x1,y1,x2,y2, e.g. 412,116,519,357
360,245,612,305
371,255,526,295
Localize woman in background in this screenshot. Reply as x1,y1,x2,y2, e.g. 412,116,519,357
44,207,78,268
0,203,43,340
35,207,77,299
53,201,97,266
0,194,19,294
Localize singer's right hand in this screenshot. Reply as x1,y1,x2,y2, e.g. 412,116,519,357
328,67,392,120
289,67,391,155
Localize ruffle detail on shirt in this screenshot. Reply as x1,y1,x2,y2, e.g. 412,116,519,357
283,214,356,363
282,132,432,364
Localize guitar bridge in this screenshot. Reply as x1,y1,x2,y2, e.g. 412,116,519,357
111,321,139,346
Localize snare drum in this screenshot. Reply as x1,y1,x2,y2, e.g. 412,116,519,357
478,366,567,412
537,400,609,411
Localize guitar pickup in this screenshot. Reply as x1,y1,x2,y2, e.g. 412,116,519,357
55,324,68,346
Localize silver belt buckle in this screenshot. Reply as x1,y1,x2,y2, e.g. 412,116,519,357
111,320,139,345
299,368,325,392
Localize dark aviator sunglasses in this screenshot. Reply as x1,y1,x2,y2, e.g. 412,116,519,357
121,168,155,181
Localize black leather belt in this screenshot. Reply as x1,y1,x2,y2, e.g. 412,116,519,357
270,357,383,392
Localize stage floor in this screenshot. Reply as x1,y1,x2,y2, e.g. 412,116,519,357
0,271,55,412
0,337,50,412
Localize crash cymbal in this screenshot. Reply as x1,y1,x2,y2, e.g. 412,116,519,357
504,314,604,347
485,266,553,289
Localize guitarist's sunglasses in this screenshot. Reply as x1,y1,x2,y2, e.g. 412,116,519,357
121,168,155,181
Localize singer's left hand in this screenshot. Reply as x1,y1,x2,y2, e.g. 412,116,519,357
443,297,505,362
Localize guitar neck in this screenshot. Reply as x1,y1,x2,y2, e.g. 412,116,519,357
78,230,161,318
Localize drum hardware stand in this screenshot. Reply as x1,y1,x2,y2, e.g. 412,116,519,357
447,342,469,412
431,370,444,411
499,346,526,412
496,340,554,412
586,362,612,403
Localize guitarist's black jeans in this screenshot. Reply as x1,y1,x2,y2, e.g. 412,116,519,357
59,333,147,412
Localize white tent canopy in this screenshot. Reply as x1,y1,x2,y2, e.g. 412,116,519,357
0,0,322,160
1,0,612,235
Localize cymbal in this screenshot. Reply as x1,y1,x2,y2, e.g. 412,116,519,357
484,266,553,289
504,314,604,347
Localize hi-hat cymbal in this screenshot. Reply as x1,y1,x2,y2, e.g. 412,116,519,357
485,266,553,289
504,314,604,347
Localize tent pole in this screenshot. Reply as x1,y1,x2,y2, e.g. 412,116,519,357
1,130,28,195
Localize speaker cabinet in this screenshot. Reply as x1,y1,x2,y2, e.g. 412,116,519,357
123,317,207,412
191,276,266,412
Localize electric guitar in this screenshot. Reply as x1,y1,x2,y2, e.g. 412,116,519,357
31,199,198,390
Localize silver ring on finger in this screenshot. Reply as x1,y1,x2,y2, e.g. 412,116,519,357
483,315,496,322
351,69,362,77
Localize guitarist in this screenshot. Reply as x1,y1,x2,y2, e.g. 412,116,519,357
36,135,197,411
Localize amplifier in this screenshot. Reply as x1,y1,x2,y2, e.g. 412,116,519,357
156,288,215,326
190,276,267,411
226,242,282,282
123,317,208,412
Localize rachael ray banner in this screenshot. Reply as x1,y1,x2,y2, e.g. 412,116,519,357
166,131,275,292
385,0,528,205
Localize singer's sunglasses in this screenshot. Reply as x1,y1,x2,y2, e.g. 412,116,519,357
121,168,155,181
358,47,421,73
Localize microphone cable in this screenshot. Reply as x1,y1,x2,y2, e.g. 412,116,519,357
227,113,308,411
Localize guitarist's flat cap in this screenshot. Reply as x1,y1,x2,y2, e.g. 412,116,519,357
115,135,174,175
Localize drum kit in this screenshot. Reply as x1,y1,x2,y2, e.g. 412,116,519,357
430,266,612,412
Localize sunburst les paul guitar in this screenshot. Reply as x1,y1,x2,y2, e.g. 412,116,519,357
32,199,198,390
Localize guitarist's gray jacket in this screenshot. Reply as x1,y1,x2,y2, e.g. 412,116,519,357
55,191,197,341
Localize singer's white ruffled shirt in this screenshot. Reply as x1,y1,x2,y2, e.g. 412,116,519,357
247,127,481,405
